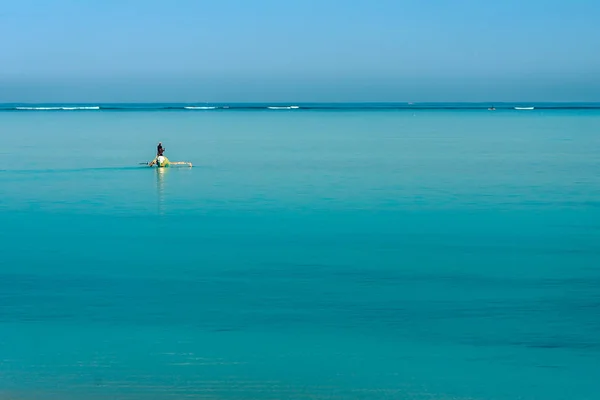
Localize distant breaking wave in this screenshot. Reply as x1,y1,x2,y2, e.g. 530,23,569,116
2,103,600,112
15,106,100,111
62,106,100,110
16,107,62,110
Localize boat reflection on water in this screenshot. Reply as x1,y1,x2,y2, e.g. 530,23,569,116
156,167,167,216
153,163,193,216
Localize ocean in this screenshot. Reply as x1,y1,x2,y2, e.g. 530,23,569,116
1,105,599,400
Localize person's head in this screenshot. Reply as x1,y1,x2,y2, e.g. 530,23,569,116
158,142,162,146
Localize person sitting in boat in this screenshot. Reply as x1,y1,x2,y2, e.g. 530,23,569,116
147,142,192,167
148,142,166,167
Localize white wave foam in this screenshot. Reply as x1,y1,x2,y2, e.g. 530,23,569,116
16,106,99,110
267,106,299,110
514,107,534,110
16,107,61,110
184,106,217,110
63,106,100,110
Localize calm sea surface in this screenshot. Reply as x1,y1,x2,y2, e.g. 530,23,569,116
1,108,599,399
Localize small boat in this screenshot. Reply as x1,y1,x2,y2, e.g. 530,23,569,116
147,155,192,168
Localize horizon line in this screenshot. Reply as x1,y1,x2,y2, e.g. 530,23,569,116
3,102,600,112
2,101,600,105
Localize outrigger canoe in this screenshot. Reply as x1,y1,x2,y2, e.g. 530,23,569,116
147,156,192,168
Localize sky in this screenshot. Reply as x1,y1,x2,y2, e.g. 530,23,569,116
1,0,599,102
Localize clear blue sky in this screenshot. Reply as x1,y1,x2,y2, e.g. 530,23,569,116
1,0,599,102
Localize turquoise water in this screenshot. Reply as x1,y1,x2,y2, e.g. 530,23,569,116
1,108,600,399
